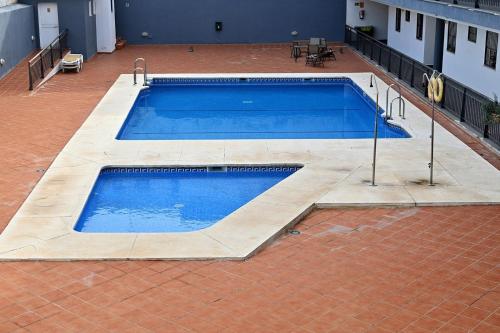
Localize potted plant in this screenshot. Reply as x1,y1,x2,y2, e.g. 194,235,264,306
482,94,500,138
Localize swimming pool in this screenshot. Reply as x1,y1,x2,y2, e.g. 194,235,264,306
74,166,300,233
117,78,409,140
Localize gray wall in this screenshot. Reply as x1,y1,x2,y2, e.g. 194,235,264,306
0,4,36,79
115,0,346,44
20,0,97,60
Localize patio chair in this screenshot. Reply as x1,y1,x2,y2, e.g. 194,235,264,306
308,38,328,55
306,48,336,67
321,48,336,61
305,54,324,67
309,37,320,45
61,53,83,73
306,51,325,67
307,43,321,57
320,38,327,48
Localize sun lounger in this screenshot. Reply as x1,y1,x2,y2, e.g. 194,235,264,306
61,53,83,73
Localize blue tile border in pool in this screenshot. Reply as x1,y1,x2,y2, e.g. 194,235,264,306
99,166,303,175
150,77,354,86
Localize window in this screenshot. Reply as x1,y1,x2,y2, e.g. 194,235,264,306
416,14,423,40
405,10,411,22
468,27,477,43
447,21,457,53
484,31,498,69
395,8,401,32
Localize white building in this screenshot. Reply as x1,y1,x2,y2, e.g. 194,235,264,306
441,21,499,99
346,0,500,99
387,7,436,65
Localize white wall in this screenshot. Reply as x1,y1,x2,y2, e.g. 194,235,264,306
346,0,388,40
387,7,435,65
442,22,500,98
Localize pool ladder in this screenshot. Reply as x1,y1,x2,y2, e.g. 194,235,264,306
385,83,406,120
371,77,408,186
133,58,148,86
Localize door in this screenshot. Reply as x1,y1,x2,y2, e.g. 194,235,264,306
38,3,59,48
96,0,116,53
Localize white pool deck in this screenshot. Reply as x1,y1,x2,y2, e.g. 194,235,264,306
0,73,498,260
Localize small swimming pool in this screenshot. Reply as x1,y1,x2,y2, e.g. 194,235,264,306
74,166,300,233
117,78,409,140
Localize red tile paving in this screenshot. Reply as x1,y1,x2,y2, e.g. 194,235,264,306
0,206,496,332
0,44,499,332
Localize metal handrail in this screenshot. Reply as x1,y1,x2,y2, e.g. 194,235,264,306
133,58,147,85
385,83,403,120
433,0,500,11
390,97,406,119
345,25,499,146
28,29,68,90
370,73,380,186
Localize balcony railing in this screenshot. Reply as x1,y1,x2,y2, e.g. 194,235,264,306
28,29,68,90
344,25,500,147
433,0,500,11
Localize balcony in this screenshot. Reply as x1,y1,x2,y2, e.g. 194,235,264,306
373,0,500,30
433,0,500,12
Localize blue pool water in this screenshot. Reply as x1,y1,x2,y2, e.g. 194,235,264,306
117,78,410,140
74,166,299,233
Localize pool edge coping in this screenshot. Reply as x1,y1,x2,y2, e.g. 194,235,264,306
0,72,498,260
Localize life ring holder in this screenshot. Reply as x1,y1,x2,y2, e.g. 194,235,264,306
427,75,444,103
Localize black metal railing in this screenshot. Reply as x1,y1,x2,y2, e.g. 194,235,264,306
434,0,500,11
345,25,500,146
28,29,68,90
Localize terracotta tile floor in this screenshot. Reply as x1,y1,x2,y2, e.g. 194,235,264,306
0,44,499,332
0,206,498,332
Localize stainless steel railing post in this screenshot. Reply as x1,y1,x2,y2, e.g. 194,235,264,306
423,71,442,186
370,74,380,186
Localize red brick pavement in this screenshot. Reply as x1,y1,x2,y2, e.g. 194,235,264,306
0,206,498,332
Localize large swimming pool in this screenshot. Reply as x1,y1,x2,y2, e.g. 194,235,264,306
117,78,409,140
74,166,299,233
